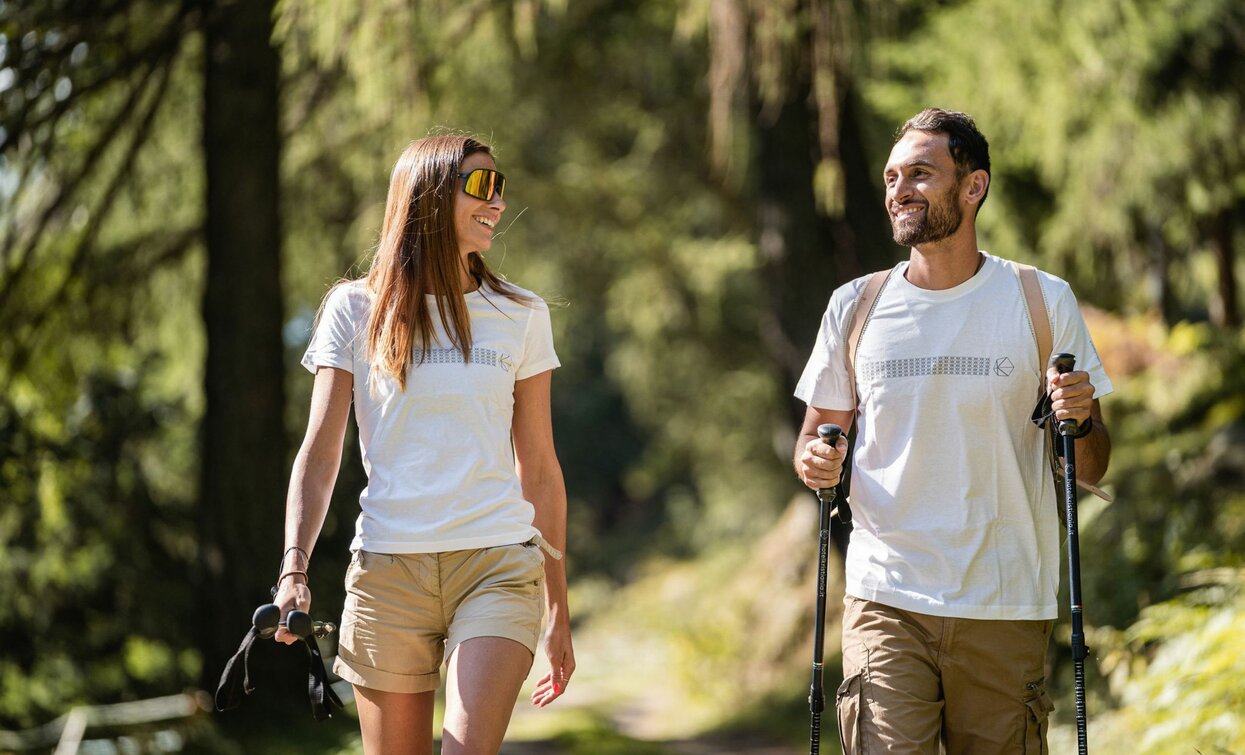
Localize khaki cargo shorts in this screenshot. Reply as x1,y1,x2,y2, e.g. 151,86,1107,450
837,596,1055,754
332,540,548,694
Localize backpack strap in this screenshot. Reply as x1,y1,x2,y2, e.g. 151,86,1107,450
845,265,899,416
832,264,897,512
1014,262,1052,391
1017,261,1114,504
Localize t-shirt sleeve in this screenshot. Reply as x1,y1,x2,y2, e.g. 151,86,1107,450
516,299,560,380
1046,277,1114,399
301,285,359,374
794,279,863,411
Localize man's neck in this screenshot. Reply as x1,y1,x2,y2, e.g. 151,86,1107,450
905,233,983,291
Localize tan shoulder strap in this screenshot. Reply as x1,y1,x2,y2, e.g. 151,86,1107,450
1016,261,1113,503
1015,262,1052,383
845,265,900,413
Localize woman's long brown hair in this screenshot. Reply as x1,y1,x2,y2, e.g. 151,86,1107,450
364,135,529,390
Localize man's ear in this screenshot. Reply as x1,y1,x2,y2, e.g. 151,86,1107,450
963,169,989,207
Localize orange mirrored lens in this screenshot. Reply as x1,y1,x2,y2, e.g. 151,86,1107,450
462,169,505,200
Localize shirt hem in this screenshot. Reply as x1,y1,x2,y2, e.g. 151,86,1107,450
847,586,1057,621
302,355,352,375
516,357,560,381
352,527,539,555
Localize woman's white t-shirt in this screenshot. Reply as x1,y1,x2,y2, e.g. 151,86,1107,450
301,280,560,554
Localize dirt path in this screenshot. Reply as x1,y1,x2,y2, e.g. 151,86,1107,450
500,736,804,754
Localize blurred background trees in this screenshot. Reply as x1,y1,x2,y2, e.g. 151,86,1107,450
0,0,1241,751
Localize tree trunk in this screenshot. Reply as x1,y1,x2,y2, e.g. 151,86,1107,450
1210,208,1240,329
1147,224,1177,326
756,82,892,410
198,0,287,689
756,86,840,396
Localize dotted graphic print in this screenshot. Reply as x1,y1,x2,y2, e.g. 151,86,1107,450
412,347,509,371
860,356,991,381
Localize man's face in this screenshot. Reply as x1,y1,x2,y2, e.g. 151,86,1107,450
883,130,965,247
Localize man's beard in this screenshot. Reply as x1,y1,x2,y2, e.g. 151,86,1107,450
891,187,963,246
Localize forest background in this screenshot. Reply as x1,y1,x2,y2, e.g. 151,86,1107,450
1,0,1242,753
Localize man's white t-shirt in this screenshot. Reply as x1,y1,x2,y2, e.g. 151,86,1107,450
795,253,1113,620
302,280,560,554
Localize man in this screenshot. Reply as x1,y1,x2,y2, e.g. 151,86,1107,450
793,108,1112,753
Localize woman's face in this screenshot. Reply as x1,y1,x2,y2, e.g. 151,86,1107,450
453,151,506,258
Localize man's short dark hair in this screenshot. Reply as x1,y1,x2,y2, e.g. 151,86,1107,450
897,108,991,211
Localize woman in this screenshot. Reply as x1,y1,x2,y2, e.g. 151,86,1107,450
272,135,574,754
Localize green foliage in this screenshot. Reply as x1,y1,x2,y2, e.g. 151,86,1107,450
0,369,198,728
867,0,1245,322
0,1,207,727
1087,572,1245,754
1074,318,1245,631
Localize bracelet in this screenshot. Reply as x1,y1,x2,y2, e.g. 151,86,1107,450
280,546,310,575
1068,417,1093,439
276,570,309,586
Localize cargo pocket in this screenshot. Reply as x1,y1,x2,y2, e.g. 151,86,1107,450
1023,677,1055,754
836,672,864,754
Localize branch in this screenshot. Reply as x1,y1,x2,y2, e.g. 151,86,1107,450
0,59,162,300
280,59,345,141
2,58,177,384
0,1,193,152
0,0,195,282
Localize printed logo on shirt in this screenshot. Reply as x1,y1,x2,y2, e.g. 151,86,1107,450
994,357,1014,377
860,356,991,380
413,348,514,371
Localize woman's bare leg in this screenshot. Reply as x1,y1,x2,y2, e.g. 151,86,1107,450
441,637,534,755
353,686,435,755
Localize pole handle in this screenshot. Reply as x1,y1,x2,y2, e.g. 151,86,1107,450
1049,353,1080,436
253,603,280,638
816,424,842,504
252,603,337,640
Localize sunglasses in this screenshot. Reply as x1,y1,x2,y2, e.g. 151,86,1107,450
457,168,506,201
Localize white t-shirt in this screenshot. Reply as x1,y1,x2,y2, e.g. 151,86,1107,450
302,280,560,554
795,253,1113,620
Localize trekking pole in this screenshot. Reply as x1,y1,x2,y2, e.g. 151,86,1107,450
253,603,336,640
808,423,842,755
1052,353,1089,754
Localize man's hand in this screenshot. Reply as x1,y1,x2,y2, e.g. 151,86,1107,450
1047,367,1095,426
797,433,849,492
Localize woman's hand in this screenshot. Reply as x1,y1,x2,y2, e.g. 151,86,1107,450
273,576,312,645
530,606,575,707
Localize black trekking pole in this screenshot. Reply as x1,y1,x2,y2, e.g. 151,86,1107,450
808,423,842,755
1052,353,1090,754
252,602,336,640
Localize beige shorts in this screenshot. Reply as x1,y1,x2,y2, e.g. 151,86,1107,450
332,541,546,694
837,596,1055,754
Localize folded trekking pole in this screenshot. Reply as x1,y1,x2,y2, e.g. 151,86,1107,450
808,423,842,755
1052,353,1090,754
